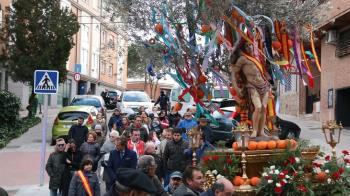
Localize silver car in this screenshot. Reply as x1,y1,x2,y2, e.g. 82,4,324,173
70,95,107,117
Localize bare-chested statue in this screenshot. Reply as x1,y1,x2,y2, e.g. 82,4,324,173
230,42,270,137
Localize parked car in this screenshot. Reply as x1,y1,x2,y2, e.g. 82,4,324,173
209,99,239,145
117,91,153,115
70,95,107,117
106,90,121,109
51,106,98,145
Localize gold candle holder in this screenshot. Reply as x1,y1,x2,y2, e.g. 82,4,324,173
233,124,253,181
187,126,201,166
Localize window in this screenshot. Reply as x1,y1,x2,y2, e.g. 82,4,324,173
336,29,350,57
102,30,107,44
285,74,292,92
81,24,89,43
108,64,113,77
101,60,105,74
93,53,99,71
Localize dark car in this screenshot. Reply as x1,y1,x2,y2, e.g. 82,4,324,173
209,99,239,145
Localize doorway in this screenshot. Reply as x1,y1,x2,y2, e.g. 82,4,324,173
336,88,350,127
78,81,87,95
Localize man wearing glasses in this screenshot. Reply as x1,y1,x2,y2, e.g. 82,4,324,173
46,138,67,196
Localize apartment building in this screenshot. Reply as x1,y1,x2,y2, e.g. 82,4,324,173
0,0,128,108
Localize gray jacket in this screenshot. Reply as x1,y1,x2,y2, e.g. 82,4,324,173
173,183,199,196
80,142,100,162
68,171,101,196
46,151,66,190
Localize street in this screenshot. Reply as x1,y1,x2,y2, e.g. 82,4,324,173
0,108,349,195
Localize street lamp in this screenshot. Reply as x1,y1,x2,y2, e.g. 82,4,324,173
322,120,343,159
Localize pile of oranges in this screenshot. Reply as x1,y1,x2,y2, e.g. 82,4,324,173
232,139,298,151
232,176,261,187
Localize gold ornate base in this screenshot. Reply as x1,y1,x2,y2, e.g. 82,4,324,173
213,146,320,178
234,185,256,196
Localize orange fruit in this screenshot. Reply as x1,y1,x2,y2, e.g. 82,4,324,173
257,141,268,150
277,140,287,149
250,177,261,186
247,141,258,150
267,140,277,149
316,172,327,182
287,139,298,149
233,176,244,186
232,142,239,151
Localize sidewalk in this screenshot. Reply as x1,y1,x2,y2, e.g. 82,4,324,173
1,108,60,195
280,114,350,155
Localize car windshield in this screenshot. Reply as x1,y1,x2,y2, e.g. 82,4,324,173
123,93,150,102
108,92,118,97
71,98,101,107
58,112,89,121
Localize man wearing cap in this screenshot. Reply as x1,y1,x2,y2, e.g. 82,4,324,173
68,116,89,149
138,155,168,196
164,171,183,195
108,108,123,131
198,117,213,144
105,136,137,191
173,166,204,196
104,168,157,196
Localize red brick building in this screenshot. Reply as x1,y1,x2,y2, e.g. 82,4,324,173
318,0,350,126
126,79,174,100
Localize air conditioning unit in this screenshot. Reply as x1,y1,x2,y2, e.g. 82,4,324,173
325,30,338,44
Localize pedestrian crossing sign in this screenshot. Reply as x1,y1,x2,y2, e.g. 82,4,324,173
34,70,59,94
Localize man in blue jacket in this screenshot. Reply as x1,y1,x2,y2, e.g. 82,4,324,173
105,136,137,191
177,112,198,141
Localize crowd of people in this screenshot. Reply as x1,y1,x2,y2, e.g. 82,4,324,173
46,102,236,196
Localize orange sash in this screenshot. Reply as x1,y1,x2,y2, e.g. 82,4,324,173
77,170,93,196
241,52,267,81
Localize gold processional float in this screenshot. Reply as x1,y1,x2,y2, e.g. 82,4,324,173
187,120,344,195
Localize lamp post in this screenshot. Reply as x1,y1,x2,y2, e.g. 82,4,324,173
187,126,201,166
322,120,343,160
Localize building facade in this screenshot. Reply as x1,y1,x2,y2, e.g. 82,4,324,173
318,0,350,126
0,0,128,109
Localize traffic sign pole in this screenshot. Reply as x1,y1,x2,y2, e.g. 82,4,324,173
39,94,48,186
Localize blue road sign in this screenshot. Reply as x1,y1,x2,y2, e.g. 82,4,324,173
34,70,59,94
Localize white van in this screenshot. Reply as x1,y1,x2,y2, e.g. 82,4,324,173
170,85,232,115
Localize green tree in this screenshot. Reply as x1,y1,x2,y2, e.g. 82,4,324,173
2,0,79,85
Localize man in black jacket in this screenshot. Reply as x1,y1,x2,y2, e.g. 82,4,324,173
163,128,189,186
155,91,169,113
68,116,89,149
